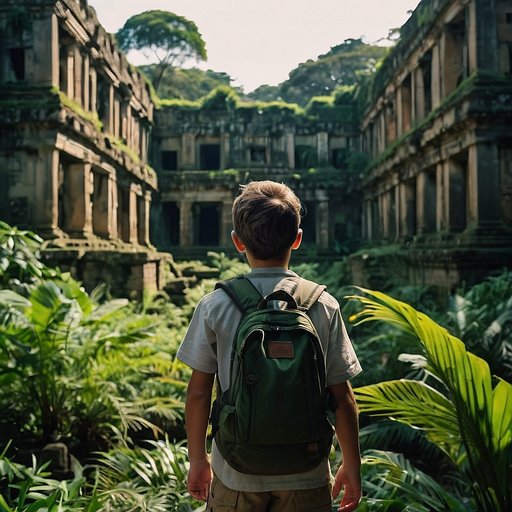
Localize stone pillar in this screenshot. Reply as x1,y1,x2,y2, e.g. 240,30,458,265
431,44,442,110
395,87,403,137
221,133,230,169
182,134,196,169
436,163,445,232
107,83,114,134
65,162,93,236
414,66,425,124
441,159,467,233
317,200,329,249
178,201,193,246
221,200,233,246
286,133,295,168
109,174,118,239
129,185,139,244
89,67,97,113
416,172,427,234
34,149,60,236
82,54,90,111
139,190,152,246
467,142,502,231
365,200,372,240
317,132,329,166
468,0,498,73
73,47,82,105
31,13,59,86
65,47,75,99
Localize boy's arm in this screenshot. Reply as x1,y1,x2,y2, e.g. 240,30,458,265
185,369,215,501
329,381,362,512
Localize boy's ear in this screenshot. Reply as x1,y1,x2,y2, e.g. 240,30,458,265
231,231,245,252
291,229,303,250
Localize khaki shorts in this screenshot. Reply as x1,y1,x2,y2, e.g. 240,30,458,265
207,475,333,512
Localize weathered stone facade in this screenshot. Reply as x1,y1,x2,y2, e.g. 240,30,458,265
151,103,361,258
0,0,171,297
355,0,512,291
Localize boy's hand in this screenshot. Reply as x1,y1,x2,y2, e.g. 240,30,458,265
332,465,362,511
187,457,212,501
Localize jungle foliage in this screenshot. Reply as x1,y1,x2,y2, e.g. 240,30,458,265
1,222,511,511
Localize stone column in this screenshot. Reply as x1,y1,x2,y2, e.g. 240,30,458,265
414,66,425,124
92,171,117,238
31,12,59,86
440,159,468,233
138,190,151,246
395,86,403,137
182,134,196,169
129,185,139,244
432,163,443,232
82,54,90,111
221,200,233,246
468,0,498,73
72,47,82,105
467,142,502,231
34,149,60,236
89,67,97,113
178,201,193,246
286,133,295,168
221,133,230,169
65,162,93,236
431,44,442,110
416,172,427,234
317,200,329,249
106,83,114,135
65,47,75,99
317,132,329,166
109,174,118,239
364,200,373,240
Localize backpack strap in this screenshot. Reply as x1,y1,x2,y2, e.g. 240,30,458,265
285,277,326,311
214,275,263,314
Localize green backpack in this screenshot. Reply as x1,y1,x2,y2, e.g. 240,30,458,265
210,275,337,476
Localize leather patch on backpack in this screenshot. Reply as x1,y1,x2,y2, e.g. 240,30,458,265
268,341,294,359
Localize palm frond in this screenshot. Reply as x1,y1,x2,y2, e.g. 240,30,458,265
348,287,512,512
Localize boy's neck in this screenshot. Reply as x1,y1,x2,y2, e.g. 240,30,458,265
246,251,291,269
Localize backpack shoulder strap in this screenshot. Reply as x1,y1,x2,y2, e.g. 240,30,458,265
292,278,326,311
214,275,263,314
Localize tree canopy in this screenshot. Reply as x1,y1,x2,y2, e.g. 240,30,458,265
246,38,387,107
116,10,207,93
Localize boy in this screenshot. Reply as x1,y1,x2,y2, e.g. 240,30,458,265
177,180,362,512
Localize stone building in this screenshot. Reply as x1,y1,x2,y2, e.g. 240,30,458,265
0,0,170,296
355,0,512,291
1,0,511,296
151,99,362,259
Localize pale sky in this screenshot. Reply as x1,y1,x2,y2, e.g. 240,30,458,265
89,0,421,93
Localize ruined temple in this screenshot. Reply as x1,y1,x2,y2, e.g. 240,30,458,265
0,0,511,295
150,98,361,259
0,0,171,296
355,0,512,291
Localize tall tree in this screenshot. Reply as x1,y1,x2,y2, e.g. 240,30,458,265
116,10,207,93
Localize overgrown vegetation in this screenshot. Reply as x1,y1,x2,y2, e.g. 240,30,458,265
1,222,510,511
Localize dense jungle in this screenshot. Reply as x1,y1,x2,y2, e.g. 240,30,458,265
0,220,511,512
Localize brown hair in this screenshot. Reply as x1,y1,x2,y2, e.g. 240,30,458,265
232,180,301,260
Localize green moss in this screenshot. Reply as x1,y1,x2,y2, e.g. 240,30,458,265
107,135,141,164
58,91,103,131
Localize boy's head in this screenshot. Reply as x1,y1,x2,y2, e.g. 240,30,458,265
232,180,302,260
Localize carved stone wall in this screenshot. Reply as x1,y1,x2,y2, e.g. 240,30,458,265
355,0,512,291
0,0,170,297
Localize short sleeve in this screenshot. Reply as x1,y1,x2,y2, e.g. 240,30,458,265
176,297,218,374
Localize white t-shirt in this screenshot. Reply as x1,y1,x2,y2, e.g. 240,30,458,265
177,267,362,492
